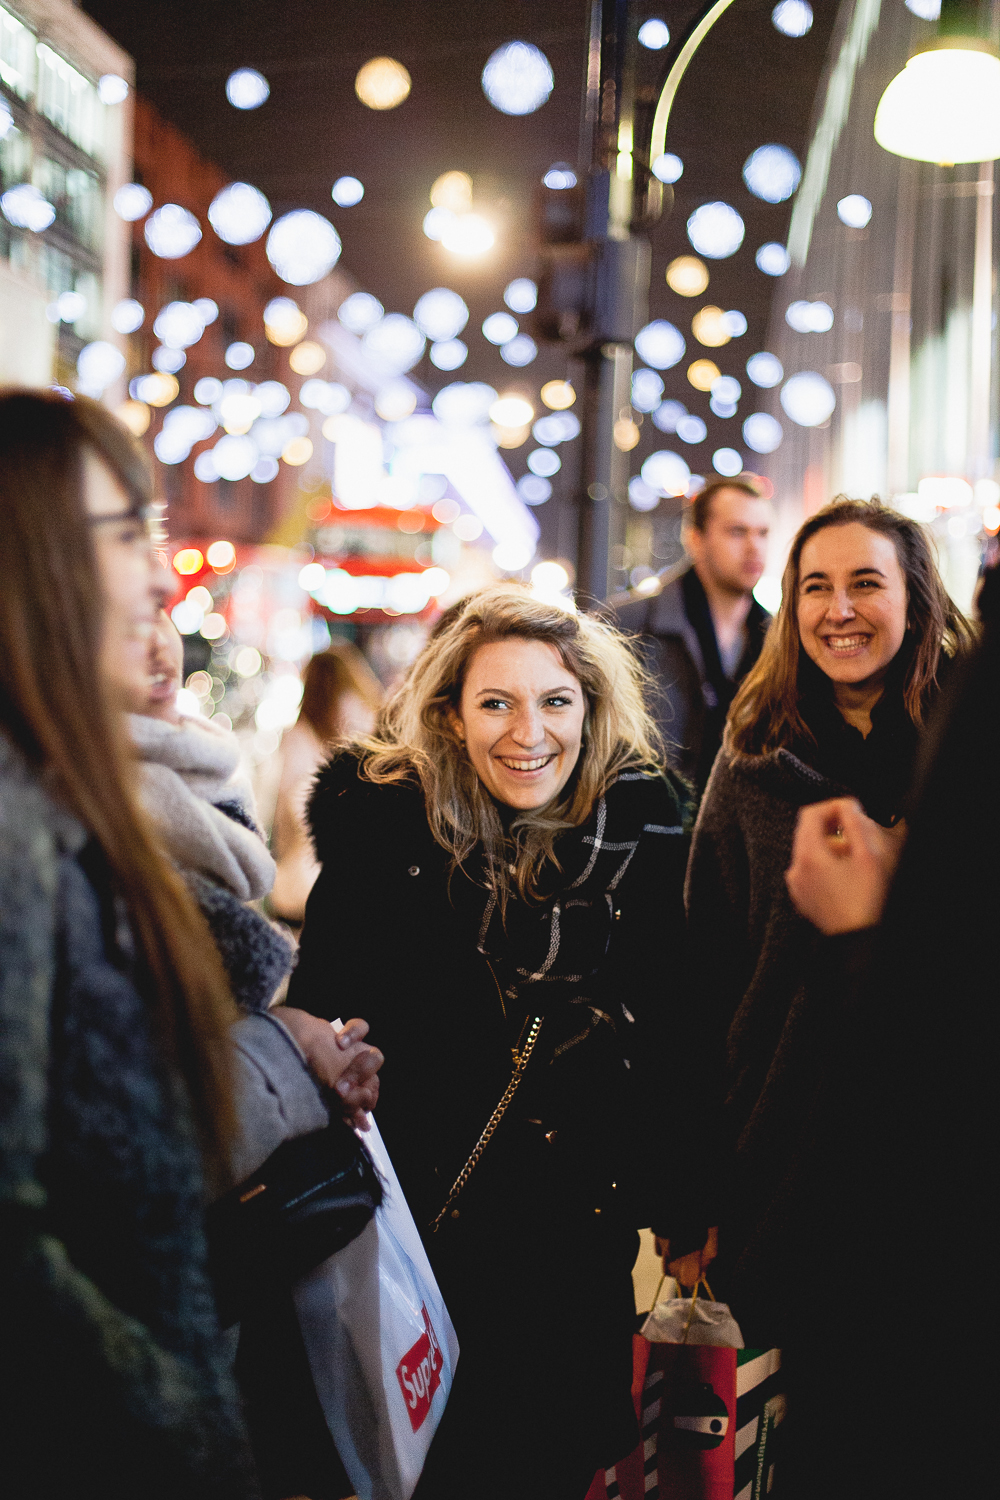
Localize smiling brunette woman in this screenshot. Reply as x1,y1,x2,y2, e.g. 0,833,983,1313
685,498,974,1345
288,584,703,1499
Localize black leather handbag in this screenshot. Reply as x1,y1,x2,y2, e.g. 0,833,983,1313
206,1117,383,1328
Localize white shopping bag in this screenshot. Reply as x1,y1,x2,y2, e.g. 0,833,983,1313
293,1068,459,1500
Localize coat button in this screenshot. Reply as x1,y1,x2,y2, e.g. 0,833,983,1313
408,865,420,876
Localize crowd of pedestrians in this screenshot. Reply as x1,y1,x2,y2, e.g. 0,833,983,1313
0,387,993,1499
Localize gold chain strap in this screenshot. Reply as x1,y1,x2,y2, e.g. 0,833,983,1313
430,1016,544,1234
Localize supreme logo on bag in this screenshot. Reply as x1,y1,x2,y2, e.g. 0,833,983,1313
395,1305,443,1431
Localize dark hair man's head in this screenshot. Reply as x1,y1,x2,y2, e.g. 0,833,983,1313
684,478,772,599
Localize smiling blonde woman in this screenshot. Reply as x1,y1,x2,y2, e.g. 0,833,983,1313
288,584,710,1500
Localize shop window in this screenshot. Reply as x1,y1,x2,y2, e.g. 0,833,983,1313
35,43,103,160
0,7,35,101
34,155,101,251
0,118,29,190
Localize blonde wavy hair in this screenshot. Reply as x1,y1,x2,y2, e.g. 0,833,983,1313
359,584,663,902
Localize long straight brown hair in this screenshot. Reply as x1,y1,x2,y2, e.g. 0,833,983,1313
727,498,976,758
0,389,236,1168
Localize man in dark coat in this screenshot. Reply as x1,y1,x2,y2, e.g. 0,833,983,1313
614,479,772,791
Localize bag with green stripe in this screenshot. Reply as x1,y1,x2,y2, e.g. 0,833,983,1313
585,1281,784,1500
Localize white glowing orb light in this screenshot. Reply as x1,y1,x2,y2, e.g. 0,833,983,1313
267,210,342,285
772,0,813,37
194,378,223,405
482,42,554,116
299,562,326,592
628,477,660,512
687,202,745,259
76,341,125,394
743,413,783,453
363,313,425,374
338,292,383,334
482,312,518,346
1,183,55,231
504,278,538,314
145,204,202,259
332,176,364,206
906,0,940,15
638,19,670,49
631,369,664,412
422,207,453,242
723,310,748,337
374,382,418,421
152,347,185,374
414,287,469,341
113,183,152,222
712,375,742,404
50,290,83,323
254,381,291,417
154,301,205,349
220,392,261,433
635,320,686,370
98,73,129,105
194,298,218,326
746,352,784,388
491,395,534,427
207,539,237,572
227,69,270,110
209,182,271,245
641,450,691,497
225,342,255,370
713,448,744,476
780,371,836,427
756,242,791,275
430,339,468,370
527,448,561,478
652,153,684,184
543,163,577,190
837,194,873,228
874,47,1000,164
501,335,537,366
676,415,707,444
432,382,498,426
653,401,685,433
441,213,495,256
112,298,144,334
518,475,551,505
213,434,259,481
252,456,279,484
786,300,834,333
493,539,535,572
533,412,580,444
743,144,801,203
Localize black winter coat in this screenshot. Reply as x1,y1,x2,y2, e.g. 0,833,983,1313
288,752,699,1491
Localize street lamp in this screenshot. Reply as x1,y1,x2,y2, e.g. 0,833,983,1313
874,2,1000,164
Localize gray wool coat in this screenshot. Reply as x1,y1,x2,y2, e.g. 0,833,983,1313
0,732,320,1498
685,744,851,1342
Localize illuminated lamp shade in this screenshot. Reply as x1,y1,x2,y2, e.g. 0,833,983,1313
227,69,269,109
692,306,731,348
614,418,641,451
713,448,744,476
676,415,707,445
874,42,1000,163
440,213,494,256
173,548,204,575
641,449,691,497
116,400,150,435
209,182,271,245
780,370,836,427
225,342,255,370
517,475,551,505
207,540,237,572
837,194,873,228
355,57,411,110
431,171,474,212
76,341,125,395
501,335,537,366
145,204,202,259
133,372,179,407
430,339,468,370
638,19,670,49
491,395,534,427
282,436,313,466
113,183,152,221
632,368,664,411
757,242,791,275
482,41,553,116
338,292,383,335
98,73,129,105
688,359,721,391
635,319,685,370
652,153,683,183
288,340,326,375
265,296,309,345
111,298,144,334
742,144,801,203
743,412,784,453
267,211,342,285
666,255,709,296
374,382,417,421
362,313,425,374
1,183,55,231
540,380,576,410
687,201,745,259
414,287,469,341
746,351,784,387
332,176,364,206
504,277,538,313
772,0,813,36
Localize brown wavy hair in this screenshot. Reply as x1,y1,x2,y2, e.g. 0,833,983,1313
299,639,383,741
726,497,975,758
359,584,663,902
0,389,237,1169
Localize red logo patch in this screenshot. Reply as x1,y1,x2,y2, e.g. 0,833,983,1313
395,1304,443,1432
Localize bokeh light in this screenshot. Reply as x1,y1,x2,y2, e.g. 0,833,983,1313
666,255,709,297
652,153,683,184
440,213,495,256
713,448,744,476
676,415,707,444
772,0,813,36
195,377,223,405
207,540,237,572
638,19,670,49
414,287,469,341
837,194,873,228
173,548,204,575
208,182,272,245
780,371,836,426
635,320,686,370
288,340,326,375
540,380,576,410
517,476,552,505
267,211,342,285
227,69,270,109
692,306,731,348
116,400,150,435
641,450,691,497
653,400,687,433
746,351,784,387
688,358,722,391
332,176,365,206
113,183,152,221
431,171,473,211
491,395,534,427
264,297,308,345
687,201,745,259
614,418,641,450
145,204,202,259
153,346,185,374
355,57,411,110
504,278,538,313
111,298,144,334
631,369,664,412
363,313,425,374
154,301,204,349
432,382,498,426
255,381,291,417
98,73,129,105
374,382,418,421
225,342,255,370
482,42,553,115
133,372,179,406
430,339,468,370
76,341,125,394
338,292,383,334
543,163,577,190
2,183,54,230
756,242,791,275
501,336,538,367
786,300,834,333
743,413,784,453
742,144,801,203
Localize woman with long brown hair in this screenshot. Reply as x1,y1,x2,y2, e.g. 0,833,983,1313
685,498,975,1345
287,584,709,1499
